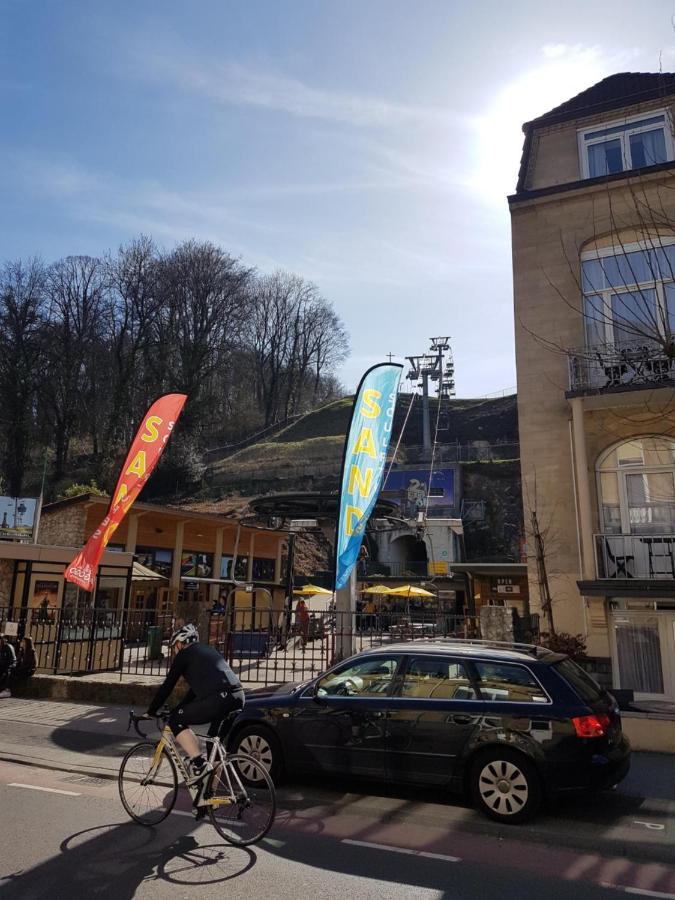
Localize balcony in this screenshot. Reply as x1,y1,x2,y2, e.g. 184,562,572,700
595,533,675,580
568,342,675,394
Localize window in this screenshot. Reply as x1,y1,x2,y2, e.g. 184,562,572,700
252,557,276,581
473,662,549,703
597,437,675,534
316,656,400,697
581,239,675,349
579,112,672,179
180,552,214,578
555,659,604,703
136,547,173,578
399,656,477,700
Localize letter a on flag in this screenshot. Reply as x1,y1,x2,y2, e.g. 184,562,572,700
64,393,187,592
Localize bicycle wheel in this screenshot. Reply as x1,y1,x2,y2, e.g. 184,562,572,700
119,740,179,825
206,752,276,846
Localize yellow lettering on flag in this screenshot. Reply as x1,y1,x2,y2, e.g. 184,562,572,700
345,505,363,536
348,465,373,499
114,483,128,506
353,427,376,459
125,450,147,477
141,415,163,443
360,389,381,419
103,521,119,547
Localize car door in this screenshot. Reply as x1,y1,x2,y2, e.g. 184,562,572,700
290,654,404,779
386,654,484,786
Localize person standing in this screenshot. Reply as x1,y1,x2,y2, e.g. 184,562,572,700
12,636,36,689
295,599,310,648
0,634,17,698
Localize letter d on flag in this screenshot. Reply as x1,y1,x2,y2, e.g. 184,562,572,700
334,363,402,590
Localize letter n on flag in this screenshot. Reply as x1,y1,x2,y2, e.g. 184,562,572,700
334,363,402,590
64,393,187,592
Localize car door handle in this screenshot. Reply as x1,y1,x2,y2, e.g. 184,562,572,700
370,711,388,719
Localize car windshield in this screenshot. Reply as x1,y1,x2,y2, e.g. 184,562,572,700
555,658,605,703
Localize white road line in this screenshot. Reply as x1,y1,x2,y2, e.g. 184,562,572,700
603,886,675,899
342,838,460,863
7,782,81,797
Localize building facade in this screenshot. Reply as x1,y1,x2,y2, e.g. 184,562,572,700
511,73,675,699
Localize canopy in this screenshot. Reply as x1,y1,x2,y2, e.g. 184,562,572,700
293,583,333,596
388,584,436,598
361,584,393,595
132,561,167,582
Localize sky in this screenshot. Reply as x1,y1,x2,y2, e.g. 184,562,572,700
2,1,675,397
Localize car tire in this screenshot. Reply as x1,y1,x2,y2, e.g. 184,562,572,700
470,748,541,824
231,725,284,784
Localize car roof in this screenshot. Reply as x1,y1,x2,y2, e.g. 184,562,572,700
356,641,560,664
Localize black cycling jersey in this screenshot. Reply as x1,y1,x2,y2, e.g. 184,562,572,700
148,642,242,716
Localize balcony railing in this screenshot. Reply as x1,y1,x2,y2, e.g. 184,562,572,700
568,342,675,392
594,533,675,580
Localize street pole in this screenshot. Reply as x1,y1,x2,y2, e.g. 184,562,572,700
335,566,356,662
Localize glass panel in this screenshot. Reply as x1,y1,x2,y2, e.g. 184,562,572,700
399,657,477,700
555,658,605,702
584,294,606,346
252,557,276,580
180,552,213,578
220,556,232,579
665,282,675,336
626,473,675,532
584,115,664,140
588,139,623,177
610,288,657,346
317,657,400,697
614,617,664,693
600,471,621,533
582,258,604,292
603,250,655,288
473,662,548,703
630,128,667,168
656,245,675,281
616,439,645,466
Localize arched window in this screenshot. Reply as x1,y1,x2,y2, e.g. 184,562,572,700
581,236,675,349
597,436,675,534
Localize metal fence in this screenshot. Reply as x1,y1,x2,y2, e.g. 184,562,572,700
0,605,539,686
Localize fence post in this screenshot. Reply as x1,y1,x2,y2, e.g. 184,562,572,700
335,568,356,662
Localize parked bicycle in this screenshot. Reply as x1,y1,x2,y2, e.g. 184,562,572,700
119,708,276,846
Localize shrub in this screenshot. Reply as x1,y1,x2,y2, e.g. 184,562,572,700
539,631,587,659
58,480,108,500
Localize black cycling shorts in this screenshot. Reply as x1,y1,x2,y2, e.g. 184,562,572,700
168,689,245,738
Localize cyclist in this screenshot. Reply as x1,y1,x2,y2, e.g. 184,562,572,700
145,624,244,784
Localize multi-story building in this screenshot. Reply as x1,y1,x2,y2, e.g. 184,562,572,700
510,73,675,701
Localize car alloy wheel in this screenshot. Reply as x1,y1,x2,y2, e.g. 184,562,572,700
236,732,275,782
470,749,541,824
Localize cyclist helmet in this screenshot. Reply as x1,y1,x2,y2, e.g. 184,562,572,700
169,623,199,647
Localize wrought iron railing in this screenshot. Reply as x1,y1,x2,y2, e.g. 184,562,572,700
594,533,675,579
568,342,675,392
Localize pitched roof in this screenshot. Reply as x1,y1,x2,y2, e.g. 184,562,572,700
525,72,675,129
514,72,675,196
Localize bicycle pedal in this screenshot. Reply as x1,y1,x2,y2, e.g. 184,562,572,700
194,808,207,821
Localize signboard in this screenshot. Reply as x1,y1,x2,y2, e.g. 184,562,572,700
4,621,18,637
382,468,454,518
490,577,521,595
0,496,38,541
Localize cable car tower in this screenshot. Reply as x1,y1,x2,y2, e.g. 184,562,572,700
406,336,455,456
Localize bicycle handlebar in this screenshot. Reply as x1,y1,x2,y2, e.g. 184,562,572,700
126,707,170,738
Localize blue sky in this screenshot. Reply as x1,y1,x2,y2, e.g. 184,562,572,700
2,1,675,395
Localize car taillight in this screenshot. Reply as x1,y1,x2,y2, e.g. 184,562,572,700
572,714,611,738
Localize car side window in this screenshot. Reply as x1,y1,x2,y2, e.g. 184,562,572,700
316,657,400,697
399,656,478,700
473,661,548,703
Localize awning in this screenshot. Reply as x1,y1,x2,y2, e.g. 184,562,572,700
132,561,167,582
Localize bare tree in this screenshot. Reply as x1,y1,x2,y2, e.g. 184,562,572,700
0,259,45,494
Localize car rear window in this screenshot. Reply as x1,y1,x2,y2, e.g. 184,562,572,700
555,658,605,703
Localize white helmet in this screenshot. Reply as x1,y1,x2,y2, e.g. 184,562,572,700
169,623,199,647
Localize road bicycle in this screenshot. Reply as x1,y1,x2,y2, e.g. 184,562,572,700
119,708,276,847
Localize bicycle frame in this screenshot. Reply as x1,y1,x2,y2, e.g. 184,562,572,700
146,725,247,809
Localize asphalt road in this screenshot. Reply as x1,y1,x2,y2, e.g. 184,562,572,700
0,698,674,898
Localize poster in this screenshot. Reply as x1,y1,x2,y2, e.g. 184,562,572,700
31,580,59,622
0,496,38,541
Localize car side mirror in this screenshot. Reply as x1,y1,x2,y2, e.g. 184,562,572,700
310,682,327,702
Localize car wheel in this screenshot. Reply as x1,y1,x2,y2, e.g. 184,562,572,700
470,749,541,824
231,725,284,784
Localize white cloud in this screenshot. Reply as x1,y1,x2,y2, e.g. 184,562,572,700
133,44,455,129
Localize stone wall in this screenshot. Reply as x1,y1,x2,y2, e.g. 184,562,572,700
480,605,515,643
39,505,87,548
0,559,13,611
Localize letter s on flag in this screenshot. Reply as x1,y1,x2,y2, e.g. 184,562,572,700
65,393,187,592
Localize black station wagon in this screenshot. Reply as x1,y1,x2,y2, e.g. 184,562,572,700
228,640,631,823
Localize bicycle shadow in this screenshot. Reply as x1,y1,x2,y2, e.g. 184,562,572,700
1,819,256,899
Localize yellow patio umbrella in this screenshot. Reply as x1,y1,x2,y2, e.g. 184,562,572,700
293,583,334,596
361,584,393,595
388,584,436,598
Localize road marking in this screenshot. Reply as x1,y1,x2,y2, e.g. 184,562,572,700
633,820,665,831
8,782,81,797
603,886,675,899
342,838,460,862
